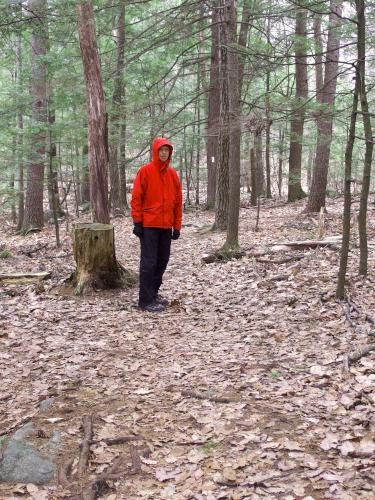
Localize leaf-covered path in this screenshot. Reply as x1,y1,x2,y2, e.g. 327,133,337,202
1,200,375,499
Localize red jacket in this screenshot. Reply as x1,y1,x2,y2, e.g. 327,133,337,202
131,138,183,230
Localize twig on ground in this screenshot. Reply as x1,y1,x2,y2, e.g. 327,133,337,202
129,444,142,474
92,436,140,446
179,389,238,404
78,415,93,476
255,255,304,264
82,455,124,500
48,252,73,259
57,458,74,488
21,243,48,256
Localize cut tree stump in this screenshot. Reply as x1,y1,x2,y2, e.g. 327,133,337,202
71,223,135,295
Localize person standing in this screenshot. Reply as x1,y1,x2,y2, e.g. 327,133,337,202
131,137,183,312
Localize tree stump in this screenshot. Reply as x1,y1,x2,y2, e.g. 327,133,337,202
71,223,135,295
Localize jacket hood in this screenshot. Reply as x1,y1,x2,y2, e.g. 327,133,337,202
152,137,173,170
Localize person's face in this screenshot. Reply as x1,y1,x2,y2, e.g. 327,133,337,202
158,146,170,162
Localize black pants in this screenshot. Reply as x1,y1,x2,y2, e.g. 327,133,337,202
139,228,172,307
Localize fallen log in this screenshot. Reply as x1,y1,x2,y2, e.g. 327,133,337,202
0,271,51,285
343,344,375,372
255,254,304,264
272,237,341,249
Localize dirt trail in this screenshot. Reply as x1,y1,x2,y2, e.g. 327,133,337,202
1,200,374,499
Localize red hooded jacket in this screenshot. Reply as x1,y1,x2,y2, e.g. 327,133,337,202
131,138,183,230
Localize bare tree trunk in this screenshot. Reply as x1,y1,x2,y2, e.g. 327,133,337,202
278,129,284,197
109,0,125,213
196,25,206,206
255,129,264,196
80,143,90,204
265,13,272,199
288,7,308,202
250,143,257,206
313,14,323,96
119,122,128,210
336,69,359,298
22,0,48,231
206,2,220,209
77,1,110,224
10,174,16,224
306,0,342,212
224,0,241,250
47,108,61,216
15,10,24,231
48,113,60,247
357,0,373,276
214,0,230,230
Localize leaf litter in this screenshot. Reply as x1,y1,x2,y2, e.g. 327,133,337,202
0,197,374,498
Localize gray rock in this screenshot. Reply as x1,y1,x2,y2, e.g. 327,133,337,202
0,440,54,485
0,422,60,485
39,397,55,412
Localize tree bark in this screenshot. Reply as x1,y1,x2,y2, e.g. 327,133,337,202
265,13,272,199
109,0,125,213
15,8,24,232
255,128,264,196
48,109,61,247
214,0,230,230
119,122,128,210
22,0,48,231
77,1,110,224
80,144,90,204
47,108,61,216
356,0,373,276
306,0,342,212
224,0,241,249
206,2,220,209
288,7,308,202
278,129,284,197
336,68,359,298
250,144,257,206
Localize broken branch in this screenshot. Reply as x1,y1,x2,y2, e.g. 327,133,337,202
78,414,93,476
180,389,238,404
92,436,140,446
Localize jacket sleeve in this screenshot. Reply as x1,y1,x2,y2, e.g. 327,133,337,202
131,168,145,223
173,170,183,231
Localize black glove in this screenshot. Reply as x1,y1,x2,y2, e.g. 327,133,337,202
133,222,143,238
171,229,180,240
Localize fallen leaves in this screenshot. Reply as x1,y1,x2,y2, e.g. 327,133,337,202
0,199,374,498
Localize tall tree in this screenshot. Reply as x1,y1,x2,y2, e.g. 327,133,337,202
15,7,24,231
22,0,48,231
206,2,220,209
109,0,125,213
356,0,373,276
223,0,241,250
214,0,231,230
336,67,359,298
288,6,308,202
306,0,342,212
77,1,110,224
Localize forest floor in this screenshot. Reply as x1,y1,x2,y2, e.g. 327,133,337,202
1,197,375,500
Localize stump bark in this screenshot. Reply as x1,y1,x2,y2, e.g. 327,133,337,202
72,223,134,295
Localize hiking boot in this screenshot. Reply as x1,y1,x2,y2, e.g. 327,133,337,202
139,301,165,312
155,294,169,307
